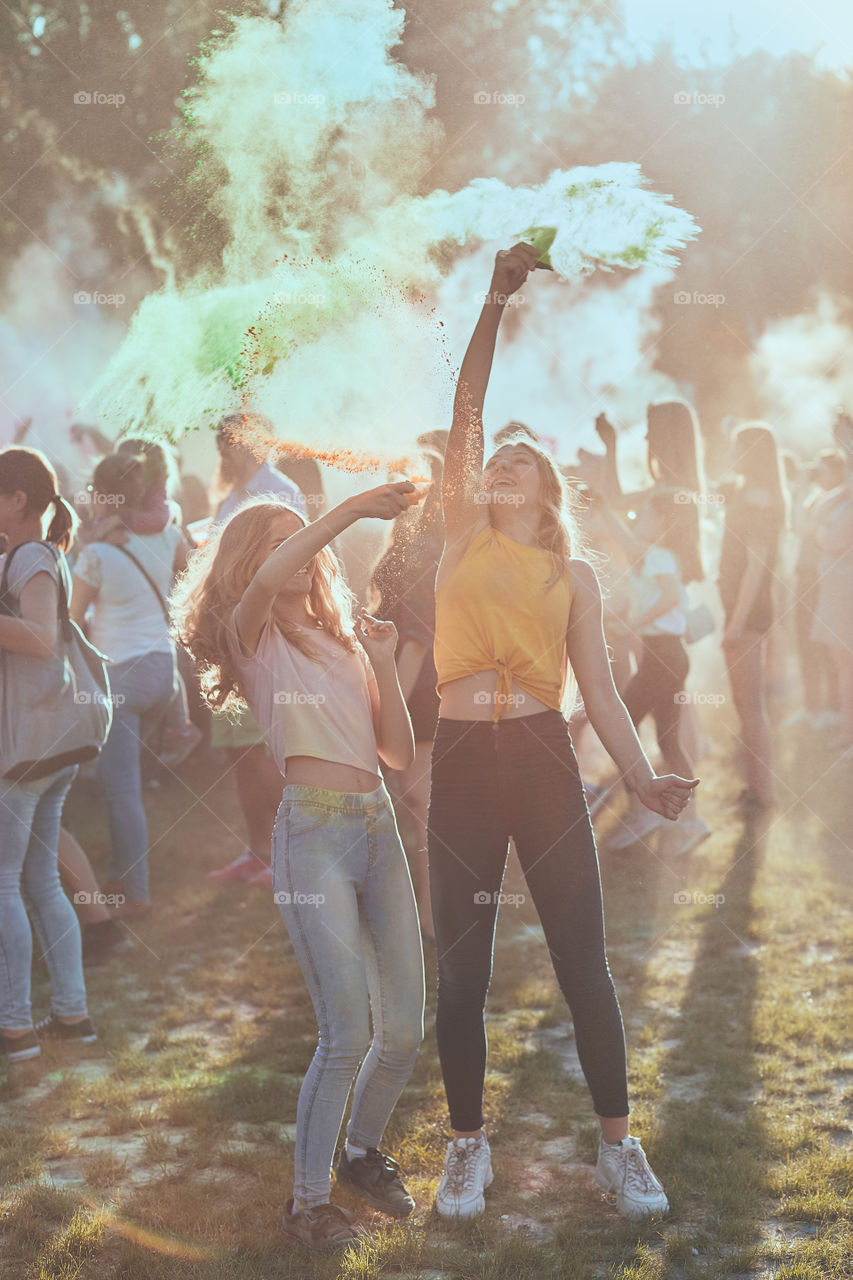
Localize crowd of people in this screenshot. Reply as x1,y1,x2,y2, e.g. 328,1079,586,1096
1,244,851,1250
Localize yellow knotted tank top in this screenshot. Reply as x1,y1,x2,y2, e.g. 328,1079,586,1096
434,525,575,722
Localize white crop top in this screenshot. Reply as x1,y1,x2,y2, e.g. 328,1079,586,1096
227,614,380,777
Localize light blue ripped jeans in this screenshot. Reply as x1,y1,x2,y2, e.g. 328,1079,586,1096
273,782,425,1209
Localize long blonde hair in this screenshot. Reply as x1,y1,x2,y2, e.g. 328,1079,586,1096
171,499,357,714
486,433,587,586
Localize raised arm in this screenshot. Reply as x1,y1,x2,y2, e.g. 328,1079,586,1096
233,482,416,655
442,244,539,534
594,413,625,505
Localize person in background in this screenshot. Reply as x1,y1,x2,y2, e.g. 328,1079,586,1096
0,446,97,1061
58,829,130,965
787,449,845,730
369,436,447,941
717,423,789,811
70,452,187,916
213,412,306,522
276,450,326,521
596,488,710,855
810,412,853,755
203,413,307,886
114,438,203,769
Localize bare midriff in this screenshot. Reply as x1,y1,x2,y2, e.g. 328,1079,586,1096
283,755,382,793
437,672,553,722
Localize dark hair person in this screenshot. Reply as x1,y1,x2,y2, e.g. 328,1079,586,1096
0,447,97,1060
595,484,709,854
718,422,790,810
369,438,446,940
427,246,698,1222
809,412,853,754
70,451,188,915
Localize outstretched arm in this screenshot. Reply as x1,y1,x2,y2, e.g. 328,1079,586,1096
566,558,699,820
234,482,415,655
442,244,539,534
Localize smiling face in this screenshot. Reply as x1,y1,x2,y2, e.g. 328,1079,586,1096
262,509,316,600
482,444,542,510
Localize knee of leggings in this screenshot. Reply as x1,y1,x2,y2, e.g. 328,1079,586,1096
437,961,491,1012
558,963,617,1012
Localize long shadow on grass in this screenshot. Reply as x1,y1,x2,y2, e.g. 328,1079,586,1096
652,810,771,1271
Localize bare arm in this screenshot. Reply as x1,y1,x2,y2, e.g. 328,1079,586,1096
357,610,415,771
233,484,416,656
0,573,59,659
594,413,625,505
566,558,698,819
70,576,98,629
442,244,539,536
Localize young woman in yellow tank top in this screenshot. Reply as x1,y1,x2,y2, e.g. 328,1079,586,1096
429,244,699,1222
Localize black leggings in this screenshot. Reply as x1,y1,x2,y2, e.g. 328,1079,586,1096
622,636,691,776
427,711,628,1131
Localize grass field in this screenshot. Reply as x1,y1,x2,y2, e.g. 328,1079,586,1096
1,706,852,1280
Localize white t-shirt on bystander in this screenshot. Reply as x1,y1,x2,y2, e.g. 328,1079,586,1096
73,525,182,663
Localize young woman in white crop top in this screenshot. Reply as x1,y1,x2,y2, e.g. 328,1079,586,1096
173,482,426,1251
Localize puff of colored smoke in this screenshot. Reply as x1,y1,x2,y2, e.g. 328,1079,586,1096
84,1,698,466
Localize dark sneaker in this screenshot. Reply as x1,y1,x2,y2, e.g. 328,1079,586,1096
82,918,133,966
35,1014,98,1045
1,1029,40,1062
282,1198,368,1252
335,1147,415,1218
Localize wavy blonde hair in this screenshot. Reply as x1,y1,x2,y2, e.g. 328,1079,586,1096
486,434,587,587
171,498,357,715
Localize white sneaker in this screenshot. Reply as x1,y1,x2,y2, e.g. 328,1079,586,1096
608,812,666,852
781,708,815,729
667,816,712,856
594,1136,669,1218
435,1135,494,1219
